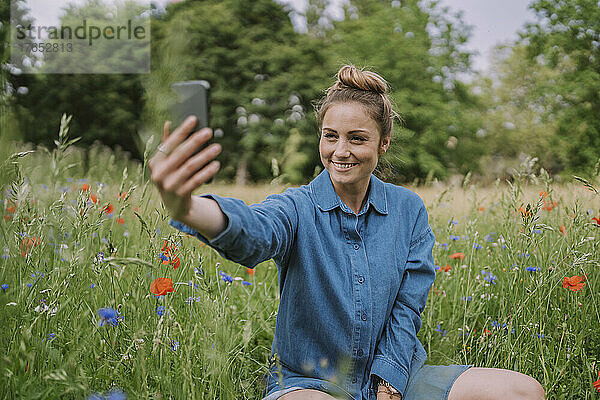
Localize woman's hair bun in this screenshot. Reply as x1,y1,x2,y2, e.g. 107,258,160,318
334,65,388,94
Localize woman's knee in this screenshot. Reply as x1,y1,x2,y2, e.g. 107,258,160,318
279,389,338,400
448,367,545,400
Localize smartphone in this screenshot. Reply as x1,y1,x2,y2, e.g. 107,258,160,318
170,80,210,153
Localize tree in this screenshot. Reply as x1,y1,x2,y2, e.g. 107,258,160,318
524,0,600,175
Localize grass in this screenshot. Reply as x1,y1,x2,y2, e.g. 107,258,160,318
0,126,599,399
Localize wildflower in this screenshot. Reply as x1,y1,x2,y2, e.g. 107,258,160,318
559,225,566,235
518,206,531,217
593,370,600,393
483,328,492,337
448,218,458,225
42,333,56,342
219,270,234,283
434,324,447,337
170,340,179,351
526,266,540,272
150,278,174,296
492,321,501,329
102,204,114,214
89,284,96,289
593,217,600,226
242,281,252,286
461,296,472,302
450,252,465,260
533,229,542,234
484,234,494,242
116,218,125,225
89,194,98,204
477,206,484,212
1,284,8,292
246,267,255,276
450,235,460,241
81,183,90,191
97,308,122,327
481,270,497,284
539,191,548,198
437,264,451,273
20,237,40,257
562,275,585,292
473,243,482,250
156,306,164,317
117,192,127,200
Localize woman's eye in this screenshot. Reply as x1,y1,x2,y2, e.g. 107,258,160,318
352,136,366,141
324,133,336,138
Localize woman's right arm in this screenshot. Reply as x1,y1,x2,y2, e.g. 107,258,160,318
148,116,226,240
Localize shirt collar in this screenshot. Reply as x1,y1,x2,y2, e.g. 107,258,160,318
310,169,388,215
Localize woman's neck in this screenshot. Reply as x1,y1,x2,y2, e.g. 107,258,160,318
333,179,370,214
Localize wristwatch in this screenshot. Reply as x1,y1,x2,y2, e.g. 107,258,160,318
380,379,400,395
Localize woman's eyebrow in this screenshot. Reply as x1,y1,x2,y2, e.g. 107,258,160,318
322,128,369,134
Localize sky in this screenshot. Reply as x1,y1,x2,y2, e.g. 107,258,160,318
17,0,538,73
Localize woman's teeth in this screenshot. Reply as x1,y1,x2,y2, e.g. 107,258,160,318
332,161,357,169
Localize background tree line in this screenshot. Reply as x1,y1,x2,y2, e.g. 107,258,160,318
1,0,599,184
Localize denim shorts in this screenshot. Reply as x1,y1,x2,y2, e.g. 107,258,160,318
262,364,472,400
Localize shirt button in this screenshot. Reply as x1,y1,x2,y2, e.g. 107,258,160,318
361,313,367,321
357,349,364,357
358,276,364,284
352,377,358,384
353,243,360,250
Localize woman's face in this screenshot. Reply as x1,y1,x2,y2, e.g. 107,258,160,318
319,102,389,192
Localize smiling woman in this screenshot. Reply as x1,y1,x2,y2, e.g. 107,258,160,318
151,64,545,400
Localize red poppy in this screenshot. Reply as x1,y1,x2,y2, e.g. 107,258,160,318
81,183,90,191
117,192,127,200
246,267,255,276
20,237,40,257
450,252,465,260
150,278,174,296
483,328,492,337
477,206,484,212
116,218,125,225
6,205,16,213
103,203,114,214
518,207,531,217
438,264,451,272
559,225,566,235
3,215,11,221
593,217,600,226
562,275,586,292
593,370,600,393
539,191,548,198
89,194,98,204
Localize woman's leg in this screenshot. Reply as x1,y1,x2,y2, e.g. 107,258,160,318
448,367,545,400
279,389,339,400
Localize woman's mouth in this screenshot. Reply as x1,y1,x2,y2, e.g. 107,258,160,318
331,161,358,170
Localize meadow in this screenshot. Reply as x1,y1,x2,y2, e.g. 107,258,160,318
1,125,599,399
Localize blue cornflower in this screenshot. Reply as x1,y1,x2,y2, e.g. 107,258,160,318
492,320,501,329
533,229,542,234
481,270,497,284
437,243,449,249
484,234,494,242
42,184,48,190
526,266,539,272
518,252,530,258
219,270,233,283
194,267,204,276
448,218,458,225
98,308,122,327
156,306,165,317
461,296,472,302
42,332,56,342
26,283,33,287
89,284,96,289
473,243,483,250
434,324,447,337
461,235,469,240
1,284,8,292
534,333,546,339
242,281,252,286
450,235,460,241
1,254,9,260
170,340,179,351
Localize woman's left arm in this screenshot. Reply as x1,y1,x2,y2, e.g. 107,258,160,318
370,204,436,398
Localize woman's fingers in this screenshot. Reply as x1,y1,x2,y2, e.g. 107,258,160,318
178,160,221,195
162,143,222,194
162,120,171,142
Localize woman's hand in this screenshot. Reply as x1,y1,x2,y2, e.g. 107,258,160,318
377,384,402,400
149,116,222,221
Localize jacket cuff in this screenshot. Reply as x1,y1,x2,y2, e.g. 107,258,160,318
168,194,241,254
371,356,410,397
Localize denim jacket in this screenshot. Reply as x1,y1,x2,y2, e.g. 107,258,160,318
169,170,436,399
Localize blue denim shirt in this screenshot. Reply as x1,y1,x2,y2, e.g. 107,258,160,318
169,170,436,399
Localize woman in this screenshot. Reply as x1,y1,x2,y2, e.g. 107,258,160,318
149,65,545,400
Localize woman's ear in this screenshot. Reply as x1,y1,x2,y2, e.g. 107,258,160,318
379,134,391,155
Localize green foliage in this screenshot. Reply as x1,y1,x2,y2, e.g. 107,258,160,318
525,0,600,176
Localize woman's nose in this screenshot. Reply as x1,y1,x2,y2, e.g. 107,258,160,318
333,140,350,158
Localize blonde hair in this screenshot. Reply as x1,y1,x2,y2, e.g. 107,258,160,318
316,65,399,140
